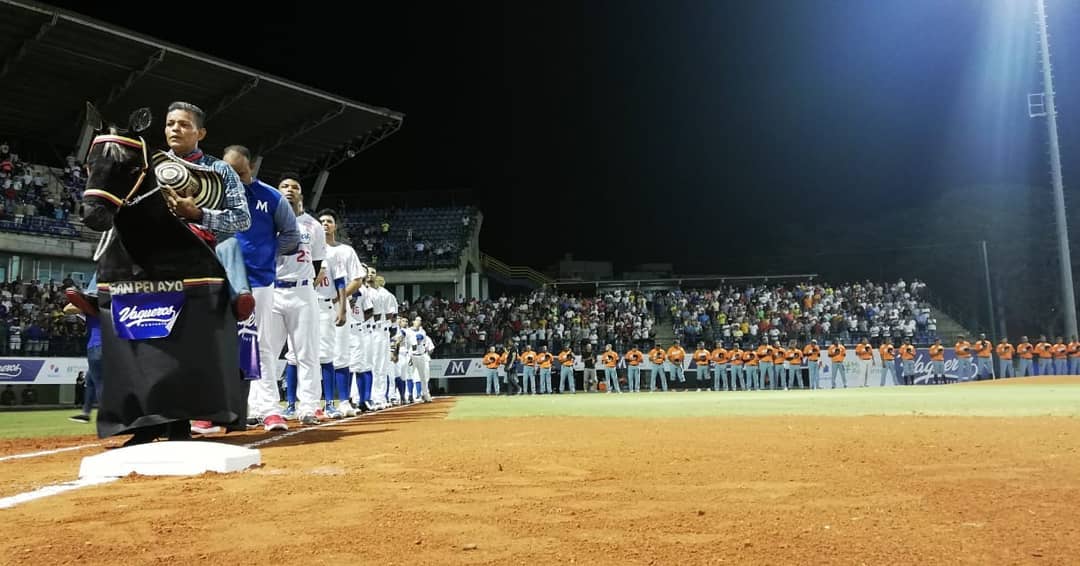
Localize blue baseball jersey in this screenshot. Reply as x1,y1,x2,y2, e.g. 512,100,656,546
235,179,300,288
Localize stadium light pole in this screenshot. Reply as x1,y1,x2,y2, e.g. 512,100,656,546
1034,0,1078,337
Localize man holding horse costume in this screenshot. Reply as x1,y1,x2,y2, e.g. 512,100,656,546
160,103,255,321
80,103,252,445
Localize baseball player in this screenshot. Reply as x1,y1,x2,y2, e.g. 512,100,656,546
601,344,621,393
1017,336,1035,377
520,345,537,395
537,345,554,394
368,272,398,407
392,316,413,402
404,316,435,402
648,343,667,392
854,338,873,387
348,267,376,411
786,340,803,389
997,337,1015,379
624,345,644,393
317,209,365,416
878,338,897,387
973,334,995,380
222,146,299,432
268,174,325,425
899,338,916,385
828,339,847,388
710,342,728,392
557,345,576,394
692,342,710,391
483,346,501,395
803,339,822,390
666,342,687,387
728,343,745,391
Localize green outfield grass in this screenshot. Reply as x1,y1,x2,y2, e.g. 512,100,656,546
0,410,98,439
448,382,1080,419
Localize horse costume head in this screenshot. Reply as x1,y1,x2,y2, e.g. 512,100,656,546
81,104,224,231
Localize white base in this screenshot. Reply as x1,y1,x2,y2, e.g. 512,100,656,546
78,441,261,479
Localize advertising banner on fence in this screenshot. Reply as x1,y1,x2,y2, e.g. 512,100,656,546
0,358,89,384
816,348,978,387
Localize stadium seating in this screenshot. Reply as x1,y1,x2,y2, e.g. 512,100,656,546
0,144,83,239
343,206,476,269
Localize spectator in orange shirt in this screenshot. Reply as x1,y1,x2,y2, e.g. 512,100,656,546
693,342,711,391
558,345,576,394
929,338,945,383
954,335,973,381
601,344,621,393
1069,335,1080,375
899,337,917,385
625,346,644,393
854,337,874,387
483,346,501,395
729,343,746,391
996,337,1014,379
666,342,687,387
648,344,667,392
1016,336,1035,377
828,339,847,389
803,339,822,390
537,345,554,394
1052,336,1068,375
710,343,729,391
973,333,994,380
1035,335,1053,376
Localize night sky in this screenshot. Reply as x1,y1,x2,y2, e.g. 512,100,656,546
41,0,1080,274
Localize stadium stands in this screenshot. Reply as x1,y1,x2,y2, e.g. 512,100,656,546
343,205,477,269
0,142,83,239
404,279,937,357
0,278,88,357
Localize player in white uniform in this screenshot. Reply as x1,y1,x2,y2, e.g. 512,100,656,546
391,316,411,403
404,316,435,402
309,212,348,419
269,175,325,425
317,209,366,417
349,266,377,411
370,274,399,407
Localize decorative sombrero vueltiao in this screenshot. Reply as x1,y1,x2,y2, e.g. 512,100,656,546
151,151,226,211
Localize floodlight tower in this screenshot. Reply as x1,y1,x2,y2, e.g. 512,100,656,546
1030,0,1078,337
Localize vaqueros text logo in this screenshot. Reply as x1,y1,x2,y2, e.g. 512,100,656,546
111,291,186,340
445,360,471,376
118,304,179,327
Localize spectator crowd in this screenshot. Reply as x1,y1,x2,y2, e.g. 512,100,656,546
403,279,938,357
0,142,84,228
0,277,88,357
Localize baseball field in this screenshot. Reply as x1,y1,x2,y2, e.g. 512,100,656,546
2,376,1079,565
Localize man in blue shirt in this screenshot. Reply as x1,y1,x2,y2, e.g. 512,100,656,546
65,275,102,424
223,145,299,432
160,102,254,320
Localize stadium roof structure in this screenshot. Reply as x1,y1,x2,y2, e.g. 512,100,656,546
0,0,403,189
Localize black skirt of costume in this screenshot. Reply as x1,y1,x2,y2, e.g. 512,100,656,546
95,281,247,439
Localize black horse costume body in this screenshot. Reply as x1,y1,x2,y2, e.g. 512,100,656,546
81,113,247,440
